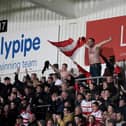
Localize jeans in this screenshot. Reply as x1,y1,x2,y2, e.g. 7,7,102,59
90,63,101,77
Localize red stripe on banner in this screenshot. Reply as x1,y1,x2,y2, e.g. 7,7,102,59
62,38,86,56
76,63,90,77
48,38,73,47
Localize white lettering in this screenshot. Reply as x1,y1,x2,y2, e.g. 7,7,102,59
120,25,126,47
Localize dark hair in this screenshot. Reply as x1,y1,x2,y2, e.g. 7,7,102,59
88,37,95,42
88,115,96,121
53,73,60,79
81,36,86,41
64,107,72,113
16,115,23,119
62,63,68,68
85,91,91,95
48,76,53,80
108,119,116,126
53,64,59,69
92,101,99,107
4,77,10,81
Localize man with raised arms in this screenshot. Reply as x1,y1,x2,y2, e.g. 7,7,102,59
86,37,112,77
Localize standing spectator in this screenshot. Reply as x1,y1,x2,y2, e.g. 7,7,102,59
4,77,13,98
81,91,94,116
30,73,39,88
15,115,25,126
74,114,86,126
100,89,112,110
31,85,48,121
20,99,32,126
56,113,64,126
107,119,116,126
86,37,112,77
52,73,63,87
2,104,10,126
107,104,117,120
8,101,19,126
0,107,4,126
91,102,103,122
28,113,39,126
118,98,126,121
63,107,73,125
51,63,70,80
75,93,84,106
46,119,54,126
116,111,126,126
86,115,103,126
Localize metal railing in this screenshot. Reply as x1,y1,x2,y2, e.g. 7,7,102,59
75,76,107,85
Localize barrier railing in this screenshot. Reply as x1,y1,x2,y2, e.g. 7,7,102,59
75,76,107,85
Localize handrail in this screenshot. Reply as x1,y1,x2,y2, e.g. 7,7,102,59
75,76,107,85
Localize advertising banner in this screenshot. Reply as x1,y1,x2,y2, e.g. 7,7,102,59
86,16,126,65
0,24,59,76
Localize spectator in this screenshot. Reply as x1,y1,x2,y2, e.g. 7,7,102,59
15,115,25,126
81,91,94,116
91,102,103,122
74,113,86,126
86,115,103,126
28,113,41,126
107,119,116,126
63,107,73,125
75,93,84,106
107,104,117,120
1,59,126,126
56,112,64,126
52,73,63,86
116,111,126,126
118,98,126,121
8,101,19,126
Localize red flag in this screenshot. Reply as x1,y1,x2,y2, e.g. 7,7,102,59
48,37,90,78
48,38,73,47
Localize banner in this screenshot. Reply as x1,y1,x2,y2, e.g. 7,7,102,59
86,16,126,65
0,24,59,75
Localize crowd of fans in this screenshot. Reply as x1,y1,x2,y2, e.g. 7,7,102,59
0,61,126,126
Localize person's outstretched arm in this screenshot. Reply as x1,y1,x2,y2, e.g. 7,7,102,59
97,36,112,47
